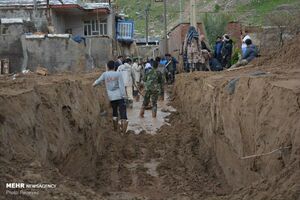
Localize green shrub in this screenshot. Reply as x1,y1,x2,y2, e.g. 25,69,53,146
202,13,233,47
231,48,241,65
214,4,221,13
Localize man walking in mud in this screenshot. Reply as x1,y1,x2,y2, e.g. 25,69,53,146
117,58,135,108
93,60,128,134
140,60,163,118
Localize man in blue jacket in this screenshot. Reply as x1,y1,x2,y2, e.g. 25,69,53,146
214,36,223,63
165,53,178,84
93,60,128,134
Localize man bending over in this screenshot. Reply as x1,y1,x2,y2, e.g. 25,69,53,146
93,60,128,134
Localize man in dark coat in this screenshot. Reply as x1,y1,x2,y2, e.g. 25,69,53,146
214,36,223,63
221,35,233,69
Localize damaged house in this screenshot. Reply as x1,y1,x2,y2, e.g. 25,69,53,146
0,0,116,73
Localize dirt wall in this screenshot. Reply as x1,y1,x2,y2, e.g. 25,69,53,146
0,73,232,200
0,74,112,199
173,70,300,198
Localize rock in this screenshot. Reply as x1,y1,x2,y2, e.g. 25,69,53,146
22,171,42,182
36,67,49,76
29,160,42,168
161,108,169,113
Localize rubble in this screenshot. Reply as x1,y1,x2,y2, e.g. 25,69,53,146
36,66,49,76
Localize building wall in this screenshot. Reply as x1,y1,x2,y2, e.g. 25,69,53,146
0,7,115,72
51,11,115,38
136,45,159,59
168,24,184,55
0,24,24,73
107,12,115,38
0,8,48,31
85,37,113,68
166,23,205,56
51,10,66,33
22,36,86,72
64,14,83,35
226,22,242,48
21,36,113,72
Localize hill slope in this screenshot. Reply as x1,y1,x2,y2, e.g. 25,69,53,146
114,0,300,37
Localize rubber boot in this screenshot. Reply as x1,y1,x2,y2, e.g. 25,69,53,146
135,95,140,102
129,99,133,109
112,117,118,131
120,119,129,135
118,121,122,134
139,107,145,118
152,110,157,118
159,95,164,101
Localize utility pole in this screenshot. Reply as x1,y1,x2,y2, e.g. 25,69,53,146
179,0,183,23
190,0,196,27
163,0,168,54
145,3,150,46
33,0,37,10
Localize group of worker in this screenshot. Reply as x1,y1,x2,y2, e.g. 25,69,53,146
93,26,259,135
213,30,258,69
93,54,177,134
183,27,258,72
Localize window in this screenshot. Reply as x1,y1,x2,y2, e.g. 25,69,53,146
116,20,134,41
0,24,9,35
0,59,9,74
84,19,107,36
118,22,133,39
65,28,72,34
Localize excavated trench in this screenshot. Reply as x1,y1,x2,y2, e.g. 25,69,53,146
0,65,299,200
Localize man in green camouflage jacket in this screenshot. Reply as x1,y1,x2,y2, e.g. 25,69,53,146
140,61,163,118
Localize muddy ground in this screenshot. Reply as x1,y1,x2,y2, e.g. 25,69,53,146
0,37,300,200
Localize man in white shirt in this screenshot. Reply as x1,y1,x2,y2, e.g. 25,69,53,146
117,58,135,108
132,59,143,101
93,60,128,134
241,31,251,57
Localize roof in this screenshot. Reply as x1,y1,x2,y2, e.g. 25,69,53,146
0,0,110,10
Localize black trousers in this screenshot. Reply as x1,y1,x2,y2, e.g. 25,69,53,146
110,99,127,120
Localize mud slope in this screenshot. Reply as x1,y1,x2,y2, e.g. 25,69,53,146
0,74,112,199
1,36,300,200
0,73,232,200
173,66,300,199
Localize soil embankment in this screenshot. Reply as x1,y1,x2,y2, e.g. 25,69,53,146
0,73,111,199
0,73,230,200
172,36,300,199
0,36,300,200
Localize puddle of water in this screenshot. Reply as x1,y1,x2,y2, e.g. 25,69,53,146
127,94,176,134
124,159,160,178
144,159,160,177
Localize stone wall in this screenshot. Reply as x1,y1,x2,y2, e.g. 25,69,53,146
136,45,159,59
21,36,113,72
85,37,113,68
0,24,24,73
